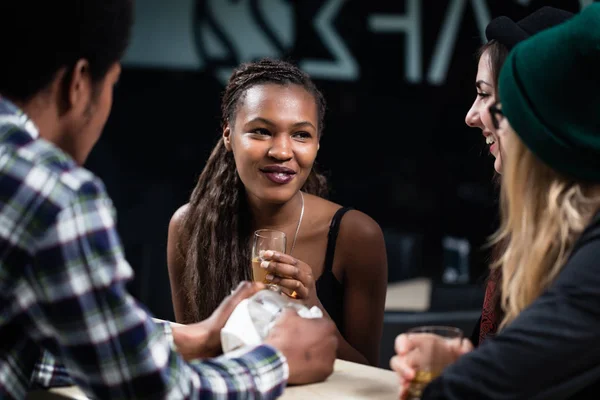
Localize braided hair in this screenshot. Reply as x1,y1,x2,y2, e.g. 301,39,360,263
179,58,328,322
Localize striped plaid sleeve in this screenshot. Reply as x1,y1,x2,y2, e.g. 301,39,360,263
30,350,74,389
23,178,287,399
31,325,288,399
187,344,289,398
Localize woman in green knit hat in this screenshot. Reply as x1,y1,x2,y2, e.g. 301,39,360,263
393,4,600,399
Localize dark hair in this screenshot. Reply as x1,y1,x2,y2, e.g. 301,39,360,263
477,40,510,94
180,58,329,322
477,40,509,327
0,1,134,102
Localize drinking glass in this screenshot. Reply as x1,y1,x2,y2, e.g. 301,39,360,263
252,229,287,292
404,326,464,400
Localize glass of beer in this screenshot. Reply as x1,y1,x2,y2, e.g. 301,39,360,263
404,326,464,400
252,229,287,291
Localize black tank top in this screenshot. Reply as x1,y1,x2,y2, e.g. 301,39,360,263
315,207,352,335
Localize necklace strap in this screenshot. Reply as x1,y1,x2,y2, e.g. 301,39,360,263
289,192,304,256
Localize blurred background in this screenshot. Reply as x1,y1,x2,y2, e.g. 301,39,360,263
85,0,590,368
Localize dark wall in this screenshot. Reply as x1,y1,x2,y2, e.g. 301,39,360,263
85,0,586,319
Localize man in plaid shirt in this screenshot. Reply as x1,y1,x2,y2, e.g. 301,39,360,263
0,1,338,399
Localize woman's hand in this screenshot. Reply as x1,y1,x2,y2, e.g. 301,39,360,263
260,250,320,307
390,333,473,395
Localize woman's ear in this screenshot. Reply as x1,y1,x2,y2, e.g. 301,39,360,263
223,124,232,151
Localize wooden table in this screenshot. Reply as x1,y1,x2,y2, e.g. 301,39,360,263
281,359,399,399
35,359,399,399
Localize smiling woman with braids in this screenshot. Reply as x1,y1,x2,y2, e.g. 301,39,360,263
167,58,388,366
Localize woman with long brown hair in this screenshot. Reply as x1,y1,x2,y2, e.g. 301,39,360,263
393,5,600,398
464,6,574,345
167,58,388,366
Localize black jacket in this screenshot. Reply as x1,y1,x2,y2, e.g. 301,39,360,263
424,214,600,399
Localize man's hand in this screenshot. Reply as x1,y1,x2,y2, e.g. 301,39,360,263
265,310,338,385
172,281,265,360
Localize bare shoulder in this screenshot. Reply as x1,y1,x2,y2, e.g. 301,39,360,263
167,204,191,322
304,193,344,220
169,203,189,233
167,203,190,271
338,209,385,245
335,207,386,275
304,193,384,245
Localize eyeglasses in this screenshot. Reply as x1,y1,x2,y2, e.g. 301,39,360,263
488,101,504,130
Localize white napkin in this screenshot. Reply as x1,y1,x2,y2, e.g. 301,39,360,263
221,291,323,353
221,298,263,352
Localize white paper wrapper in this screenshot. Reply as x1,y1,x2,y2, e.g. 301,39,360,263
221,289,323,353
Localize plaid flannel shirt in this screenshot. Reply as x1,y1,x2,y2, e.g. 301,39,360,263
0,98,288,399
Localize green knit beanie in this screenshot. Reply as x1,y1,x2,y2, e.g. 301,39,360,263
498,4,600,181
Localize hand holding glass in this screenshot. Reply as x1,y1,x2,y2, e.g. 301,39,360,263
403,326,464,400
252,229,286,290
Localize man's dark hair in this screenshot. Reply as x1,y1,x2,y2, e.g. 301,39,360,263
0,1,134,102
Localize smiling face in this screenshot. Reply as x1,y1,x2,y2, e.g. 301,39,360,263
223,83,320,205
465,49,504,173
